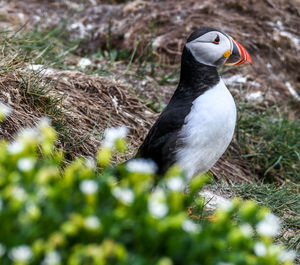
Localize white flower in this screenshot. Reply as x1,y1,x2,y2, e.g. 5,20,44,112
7,140,25,154
278,249,296,262
240,223,253,237
256,213,281,237
85,156,96,169
36,117,52,142
0,101,12,118
166,176,185,192
112,187,135,205
126,158,157,174
79,179,98,194
37,187,48,200
77,58,92,69
0,243,6,257
148,201,168,219
38,117,51,129
42,251,61,265
84,216,101,230
17,158,35,172
9,245,33,262
148,188,168,219
12,186,27,201
18,127,39,140
103,126,128,149
254,242,267,257
182,220,199,233
25,202,40,219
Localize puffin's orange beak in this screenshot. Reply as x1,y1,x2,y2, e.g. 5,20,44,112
225,37,252,66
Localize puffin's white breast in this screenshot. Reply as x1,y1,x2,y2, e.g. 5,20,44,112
176,79,236,179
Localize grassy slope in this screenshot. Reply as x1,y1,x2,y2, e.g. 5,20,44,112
0,26,299,257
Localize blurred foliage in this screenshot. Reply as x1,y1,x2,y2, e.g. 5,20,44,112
0,108,296,265
212,182,300,255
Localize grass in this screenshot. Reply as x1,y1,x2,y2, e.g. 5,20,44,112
17,69,68,132
212,182,300,252
1,25,74,77
235,102,300,184
0,26,81,152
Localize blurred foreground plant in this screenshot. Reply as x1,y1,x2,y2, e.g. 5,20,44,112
0,104,296,265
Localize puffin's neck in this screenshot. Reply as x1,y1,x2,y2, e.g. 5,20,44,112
174,47,220,99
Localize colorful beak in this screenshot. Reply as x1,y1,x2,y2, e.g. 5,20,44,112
225,37,252,66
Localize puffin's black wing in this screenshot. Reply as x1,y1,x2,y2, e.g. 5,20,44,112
136,100,190,175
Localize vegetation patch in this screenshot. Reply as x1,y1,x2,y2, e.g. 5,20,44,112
0,119,296,265
236,103,299,184
214,183,299,258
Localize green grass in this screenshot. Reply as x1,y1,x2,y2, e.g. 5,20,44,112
18,69,67,130
235,102,299,183
0,24,80,71
0,26,81,152
214,183,300,251
222,183,299,228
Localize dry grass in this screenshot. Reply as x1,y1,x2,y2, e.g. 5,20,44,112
0,67,156,160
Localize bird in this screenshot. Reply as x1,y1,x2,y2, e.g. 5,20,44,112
136,27,252,179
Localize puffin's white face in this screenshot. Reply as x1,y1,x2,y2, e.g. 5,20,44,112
186,30,232,67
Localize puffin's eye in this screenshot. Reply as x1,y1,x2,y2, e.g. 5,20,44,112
213,35,220,44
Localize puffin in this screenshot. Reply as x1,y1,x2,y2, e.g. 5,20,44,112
136,27,252,179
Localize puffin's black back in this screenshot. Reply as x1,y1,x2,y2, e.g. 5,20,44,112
136,32,221,176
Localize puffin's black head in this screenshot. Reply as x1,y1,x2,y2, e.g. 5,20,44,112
185,27,252,67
